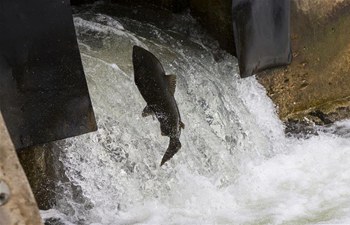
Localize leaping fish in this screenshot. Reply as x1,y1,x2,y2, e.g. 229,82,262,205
132,46,185,166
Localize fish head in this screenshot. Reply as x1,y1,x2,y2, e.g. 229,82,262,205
133,46,164,72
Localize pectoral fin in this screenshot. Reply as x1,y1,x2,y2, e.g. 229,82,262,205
165,74,177,95
142,105,154,117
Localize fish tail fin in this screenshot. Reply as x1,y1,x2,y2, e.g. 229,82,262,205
160,138,181,166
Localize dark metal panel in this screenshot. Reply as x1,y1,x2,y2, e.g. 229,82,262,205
0,0,97,149
232,0,292,78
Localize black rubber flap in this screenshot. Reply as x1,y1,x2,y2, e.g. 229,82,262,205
232,0,292,78
0,0,97,149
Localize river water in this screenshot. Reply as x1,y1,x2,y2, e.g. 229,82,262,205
41,4,350,225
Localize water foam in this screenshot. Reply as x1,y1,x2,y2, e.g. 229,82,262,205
41,7,350,225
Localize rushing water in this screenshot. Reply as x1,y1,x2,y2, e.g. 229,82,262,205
41,4,350,225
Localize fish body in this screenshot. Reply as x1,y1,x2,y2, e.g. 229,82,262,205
132,46,184,166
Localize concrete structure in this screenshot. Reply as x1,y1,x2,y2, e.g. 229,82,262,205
0,113,43,225
258,0,350,123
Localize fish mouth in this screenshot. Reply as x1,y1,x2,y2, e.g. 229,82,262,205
160,137,182,166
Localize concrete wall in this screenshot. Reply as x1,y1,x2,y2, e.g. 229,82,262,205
189,0,235,54
17,145,59,210
258,0,350,123
99,0,235,53
0,113,43,225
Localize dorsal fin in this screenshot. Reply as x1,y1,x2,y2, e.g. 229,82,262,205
165,74,177,95
180,121,185,129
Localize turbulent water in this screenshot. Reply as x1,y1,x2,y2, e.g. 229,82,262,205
41,4,350,225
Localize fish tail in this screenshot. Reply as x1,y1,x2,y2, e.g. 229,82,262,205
160,138,181,166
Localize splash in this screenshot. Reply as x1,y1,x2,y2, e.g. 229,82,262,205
41,6,350,225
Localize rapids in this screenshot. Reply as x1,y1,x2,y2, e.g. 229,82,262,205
41,4,350,225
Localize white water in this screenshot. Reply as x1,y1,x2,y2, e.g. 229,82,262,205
41,6,350,225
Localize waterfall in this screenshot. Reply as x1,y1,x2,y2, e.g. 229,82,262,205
41,5,350,225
